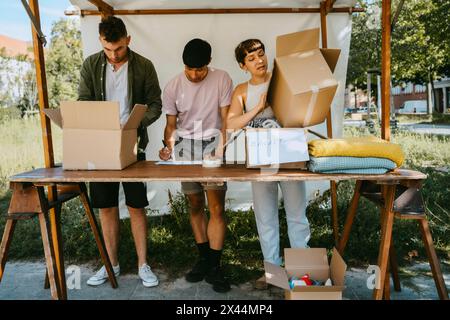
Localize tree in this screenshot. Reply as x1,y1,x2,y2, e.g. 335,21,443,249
347,0,448,93
45,18,83,109
0,47,36,115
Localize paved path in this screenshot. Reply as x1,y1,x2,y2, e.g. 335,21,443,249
0,261,448,300
344,121,450,136
398,123,450,136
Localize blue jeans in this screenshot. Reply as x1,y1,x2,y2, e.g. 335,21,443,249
251,181,310,266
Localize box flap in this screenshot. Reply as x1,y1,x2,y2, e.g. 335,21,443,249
285,248,328,269
276,28,319,57
264,261,290,290
320,48,341,73
122,104,147,130
43,108,63,128
275,50,338,94
60,101,121,130
330,247,347,286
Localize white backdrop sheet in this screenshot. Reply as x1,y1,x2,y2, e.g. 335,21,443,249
70,0,354,214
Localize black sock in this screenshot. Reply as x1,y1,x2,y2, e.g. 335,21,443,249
197,242,210,260
209,248,223,268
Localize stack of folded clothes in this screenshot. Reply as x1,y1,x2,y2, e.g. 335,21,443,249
308,136,404,174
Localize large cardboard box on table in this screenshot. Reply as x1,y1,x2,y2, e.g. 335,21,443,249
44,101,147,170
264,247,347,300
268,28,341,128
244,128,309,169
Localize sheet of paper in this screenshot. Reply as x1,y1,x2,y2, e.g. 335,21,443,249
246,129,310,166
155,160,203,165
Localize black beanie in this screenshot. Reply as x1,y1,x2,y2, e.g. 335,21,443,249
182,38,211,68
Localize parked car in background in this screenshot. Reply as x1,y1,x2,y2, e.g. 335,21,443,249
397,100,427,114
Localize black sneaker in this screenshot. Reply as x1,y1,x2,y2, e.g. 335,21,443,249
205,266,231,293
185,258,210,283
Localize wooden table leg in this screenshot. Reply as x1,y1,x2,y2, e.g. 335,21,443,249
330,181,339,245
38,212,62,300
383,262,391,300
418,218,449,300
338,180,362,254
0,219,17,282
48,202,67,299
78,183,118,288
373,184,396,300
389,243,401,292
35,185,66,298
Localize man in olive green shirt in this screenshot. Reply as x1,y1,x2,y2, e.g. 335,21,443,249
78,16,162,288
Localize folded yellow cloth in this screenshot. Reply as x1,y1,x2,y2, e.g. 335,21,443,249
308,136,404,167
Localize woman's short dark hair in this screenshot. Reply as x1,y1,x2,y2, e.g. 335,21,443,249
182,38,211,68
99,16,127,42
235,39,265,65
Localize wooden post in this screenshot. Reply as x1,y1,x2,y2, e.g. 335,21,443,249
320,1,339,243
29,0,53,168
28,0,66,297
381,0,392,141
88,0,114,19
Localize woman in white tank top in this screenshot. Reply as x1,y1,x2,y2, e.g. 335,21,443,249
227,39,310,289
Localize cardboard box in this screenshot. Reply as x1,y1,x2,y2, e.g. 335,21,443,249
264,247,347,300
245,128,309,169
268,28,341,128
44,101,147,170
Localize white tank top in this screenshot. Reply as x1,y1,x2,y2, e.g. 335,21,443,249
245,79,275,120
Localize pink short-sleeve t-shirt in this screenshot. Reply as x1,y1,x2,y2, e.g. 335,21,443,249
163,67,233,139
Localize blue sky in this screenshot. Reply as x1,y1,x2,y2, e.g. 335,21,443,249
0,0,74,42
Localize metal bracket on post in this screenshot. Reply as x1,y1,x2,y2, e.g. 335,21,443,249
20,0,47,46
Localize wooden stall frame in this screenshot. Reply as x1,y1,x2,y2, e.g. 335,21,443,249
20,0,423,301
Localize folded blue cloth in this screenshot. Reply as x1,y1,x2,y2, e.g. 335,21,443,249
315,168,390,174
308,156,397,174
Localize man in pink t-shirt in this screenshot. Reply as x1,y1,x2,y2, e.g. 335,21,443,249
159,39,232,293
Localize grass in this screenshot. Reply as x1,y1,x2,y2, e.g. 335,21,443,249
0,110,449,285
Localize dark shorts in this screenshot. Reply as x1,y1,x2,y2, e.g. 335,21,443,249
90,182,149,209
89,153,148,209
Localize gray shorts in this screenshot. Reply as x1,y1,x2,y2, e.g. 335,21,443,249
174,137,227,194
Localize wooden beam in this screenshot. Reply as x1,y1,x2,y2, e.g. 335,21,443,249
70,7,364,16
321,1,339,244
29,0,53,167
381,0,392,141
326,0,337,14
88,0,114,18
29,0,64,298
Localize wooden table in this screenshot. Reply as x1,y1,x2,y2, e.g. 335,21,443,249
0,161,447,300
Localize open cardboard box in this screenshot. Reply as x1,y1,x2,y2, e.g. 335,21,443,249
44,101,147,170
264,247,347,300
244,128,309,169
268,28,340,128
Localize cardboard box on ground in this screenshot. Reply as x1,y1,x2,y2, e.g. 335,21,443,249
264,248,347,300
239,28,340,169
44,102,147,170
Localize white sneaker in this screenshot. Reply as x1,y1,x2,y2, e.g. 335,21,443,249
138,263,159,287
87,264,120,286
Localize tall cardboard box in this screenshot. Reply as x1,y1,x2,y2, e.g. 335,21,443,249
44,101,147,170
245,128,309,169
268,28,341,128
264,247,347,300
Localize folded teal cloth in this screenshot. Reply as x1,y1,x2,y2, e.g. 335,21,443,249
308,156,397,174
315,168,389,174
